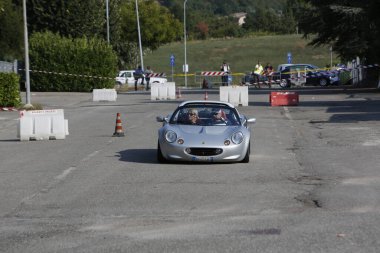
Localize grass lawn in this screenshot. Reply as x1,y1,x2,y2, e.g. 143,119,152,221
143,34,340,87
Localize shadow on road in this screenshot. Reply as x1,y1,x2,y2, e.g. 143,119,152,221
117,148,158,164
304,99,380,123
0,139,19,142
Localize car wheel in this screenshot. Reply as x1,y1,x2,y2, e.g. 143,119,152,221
115,82,122,89
157,142,167,163
241,142,250,163
279,79,289,88
319,78,328,87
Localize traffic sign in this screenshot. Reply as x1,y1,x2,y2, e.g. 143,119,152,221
287,52,292,64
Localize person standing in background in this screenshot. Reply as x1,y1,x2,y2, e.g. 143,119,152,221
252,61,263,87
144,66,153,91
133,65,144,91
220,60,230,86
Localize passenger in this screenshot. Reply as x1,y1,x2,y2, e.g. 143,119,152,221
187,109,201,125
211,109,227,125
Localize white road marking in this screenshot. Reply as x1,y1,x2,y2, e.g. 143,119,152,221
55,167,77,181
20,149,103,205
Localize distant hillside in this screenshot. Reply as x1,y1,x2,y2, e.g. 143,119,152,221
143,34,340,87
159,0,287,16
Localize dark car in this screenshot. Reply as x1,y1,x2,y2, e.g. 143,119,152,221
275,64,339,88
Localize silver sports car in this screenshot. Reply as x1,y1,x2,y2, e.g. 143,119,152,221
156,100,256,163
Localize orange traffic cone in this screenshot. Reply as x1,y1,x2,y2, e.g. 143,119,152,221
177,88,182,99
204,91,208,100
113,113,125,137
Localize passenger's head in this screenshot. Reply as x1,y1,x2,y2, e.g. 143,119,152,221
212,109,223,120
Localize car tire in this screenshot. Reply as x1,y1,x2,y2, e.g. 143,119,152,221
319,78,329,87
241,142,250,163
115,82,122,89
157,142,167,163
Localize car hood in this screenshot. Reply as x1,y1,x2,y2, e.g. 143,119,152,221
177,125,240,136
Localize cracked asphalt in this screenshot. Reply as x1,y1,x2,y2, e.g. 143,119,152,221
0,88,379,252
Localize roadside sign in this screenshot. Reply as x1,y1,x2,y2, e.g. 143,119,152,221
170,54,175,67
183,64,189,73
170,54,175,81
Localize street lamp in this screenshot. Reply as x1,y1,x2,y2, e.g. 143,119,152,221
23,0,31,106
184,0,188,88
106,0,110,43
135,0,144,70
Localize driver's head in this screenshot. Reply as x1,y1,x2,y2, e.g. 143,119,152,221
188,109,198,117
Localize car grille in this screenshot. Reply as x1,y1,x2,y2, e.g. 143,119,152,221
187,148,223,156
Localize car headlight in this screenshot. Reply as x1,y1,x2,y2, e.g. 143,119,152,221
165,130,177,143
231,131,244,144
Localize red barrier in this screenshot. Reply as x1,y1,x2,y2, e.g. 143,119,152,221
270,91,299,106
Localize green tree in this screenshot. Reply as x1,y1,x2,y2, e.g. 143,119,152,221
26,0,106,38
299,0,380,63
0,0,23,60
120,0,182,52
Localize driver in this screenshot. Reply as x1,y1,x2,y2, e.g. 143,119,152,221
187,109,201,125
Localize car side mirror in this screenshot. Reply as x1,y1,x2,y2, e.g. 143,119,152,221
156,116,168,123
247,118,256,124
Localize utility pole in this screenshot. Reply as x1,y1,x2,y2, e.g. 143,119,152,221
23,0,31,106
184,0,188,88
136,0,144,70
106,0,110,43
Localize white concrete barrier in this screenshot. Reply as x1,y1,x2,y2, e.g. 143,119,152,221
151,82,175,100
93,89,117,101
219,86,249,106
17,109,69,141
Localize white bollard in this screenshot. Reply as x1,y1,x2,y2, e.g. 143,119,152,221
167,82,176,100
151,83,160,100
17,109,69,141
151,82,176,100
219,86,249,106
93,89,117,101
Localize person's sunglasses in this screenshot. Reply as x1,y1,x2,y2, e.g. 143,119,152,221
189,113,196,116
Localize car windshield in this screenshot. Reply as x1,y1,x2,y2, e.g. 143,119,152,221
169,104,240,126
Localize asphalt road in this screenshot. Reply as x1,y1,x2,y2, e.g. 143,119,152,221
0,88,379,252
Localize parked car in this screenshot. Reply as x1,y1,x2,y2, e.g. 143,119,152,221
115,70,167,87
156,101,256,163
275,64,339,88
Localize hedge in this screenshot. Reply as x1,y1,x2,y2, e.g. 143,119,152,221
0,73,21,107
29,32,118,92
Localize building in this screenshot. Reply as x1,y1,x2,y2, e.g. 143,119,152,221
231,12,247,26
